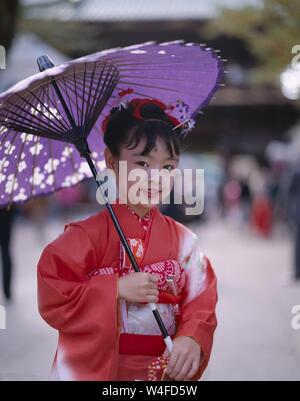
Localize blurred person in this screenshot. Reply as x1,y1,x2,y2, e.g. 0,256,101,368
268,161,288,225
0,207,14,301
221,179,242,223
249,161,273,237
216,150,232,218
240,178,252,223
285,163,300,281
251,195,273,237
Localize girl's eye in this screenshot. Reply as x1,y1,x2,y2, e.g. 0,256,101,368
163,165,175,171
136,161,148,168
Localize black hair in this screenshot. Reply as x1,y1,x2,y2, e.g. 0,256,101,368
103,102,185,158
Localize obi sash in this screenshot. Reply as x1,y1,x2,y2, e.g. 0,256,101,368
119,333,175,356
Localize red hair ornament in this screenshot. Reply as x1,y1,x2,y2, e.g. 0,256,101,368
101,88,195,137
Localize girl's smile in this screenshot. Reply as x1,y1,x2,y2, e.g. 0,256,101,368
105,136,179,217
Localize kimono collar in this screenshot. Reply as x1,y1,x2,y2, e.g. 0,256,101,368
110,198,157,238
125,204,154,231
106,198,177,267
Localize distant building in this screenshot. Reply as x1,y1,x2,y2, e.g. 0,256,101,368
16,0,300,154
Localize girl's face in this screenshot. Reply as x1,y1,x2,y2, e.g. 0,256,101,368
105,135,179,215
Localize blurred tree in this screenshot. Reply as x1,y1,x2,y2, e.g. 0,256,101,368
205,0,300,84
0,0,19,51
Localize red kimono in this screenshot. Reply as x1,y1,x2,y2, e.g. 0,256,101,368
37,199,218,381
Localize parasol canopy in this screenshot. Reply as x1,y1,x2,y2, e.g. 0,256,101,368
0,40,224,207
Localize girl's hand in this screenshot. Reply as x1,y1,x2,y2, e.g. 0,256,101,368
164,336,201,381
118,272,159,303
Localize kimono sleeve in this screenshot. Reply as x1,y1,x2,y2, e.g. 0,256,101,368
175,229,218,380
37,223,119,335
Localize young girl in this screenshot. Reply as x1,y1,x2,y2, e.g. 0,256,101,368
37,98,218,381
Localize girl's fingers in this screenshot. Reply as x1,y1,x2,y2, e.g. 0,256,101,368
147,295,158,303
172,353,187,380
185,360,199,380
148,289,159,296
165,349,179,377
143,289,159,303
174,358,194,381
148,281,158,290
148,274,159,283
167,352,185,379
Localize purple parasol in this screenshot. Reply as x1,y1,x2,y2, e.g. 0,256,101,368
0,40,224,352
0,40,224,207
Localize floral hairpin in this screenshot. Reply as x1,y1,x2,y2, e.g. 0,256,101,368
117,88,134,110
172,99,195,138
101,89,196,137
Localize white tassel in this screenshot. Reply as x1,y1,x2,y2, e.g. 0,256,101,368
118,100,128,110
173,118,195,136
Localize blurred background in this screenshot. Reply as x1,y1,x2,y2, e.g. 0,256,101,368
0,0,300,380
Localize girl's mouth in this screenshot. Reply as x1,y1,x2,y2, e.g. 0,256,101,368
142,188,161,197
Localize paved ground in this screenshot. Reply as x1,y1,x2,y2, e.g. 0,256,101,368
194,218,300,381
0,212,299,381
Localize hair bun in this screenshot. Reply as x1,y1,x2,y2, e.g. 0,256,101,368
138,103,168,121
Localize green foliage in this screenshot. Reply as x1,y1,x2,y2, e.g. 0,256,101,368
206,0,300,84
